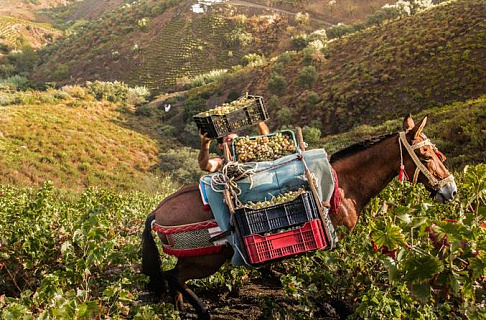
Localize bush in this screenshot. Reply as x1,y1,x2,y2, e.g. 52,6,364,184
62,85,87,99
53,64,70,80
241,54,266,67
278,51,296,64
85,81,129,103
158,147,202,184
189,69,228,88
277,107,292,126
291,33,309,50
182,97,206,122
298,66,318,89
302,126,321,144
305,91,320,110
267,75,288,95
0,75,30,91
227,27,253,47
267,95,280,110
127,86,150,106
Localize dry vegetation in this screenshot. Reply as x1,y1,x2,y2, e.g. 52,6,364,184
0,89,172,192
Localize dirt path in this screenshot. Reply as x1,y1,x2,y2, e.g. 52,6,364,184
173,276,348,319
228,0,334,26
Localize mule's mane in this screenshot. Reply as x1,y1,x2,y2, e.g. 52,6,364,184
330,132,397,163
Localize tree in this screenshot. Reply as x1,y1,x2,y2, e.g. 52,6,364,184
277,107,292,126
267,75,288,95
298,66,318,89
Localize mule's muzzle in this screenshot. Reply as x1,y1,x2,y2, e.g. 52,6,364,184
434,179,457,203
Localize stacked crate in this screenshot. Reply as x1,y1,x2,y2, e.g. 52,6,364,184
194,94,329,265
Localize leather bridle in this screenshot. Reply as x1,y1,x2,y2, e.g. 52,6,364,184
398,131,454,190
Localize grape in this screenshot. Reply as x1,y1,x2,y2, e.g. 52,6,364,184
195,96,255,117
240,188,306,210
234,132,297,162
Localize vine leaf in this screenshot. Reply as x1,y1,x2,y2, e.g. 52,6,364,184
410,283,431,303
470,252,486,281
403,255,443,283
371,223,406,251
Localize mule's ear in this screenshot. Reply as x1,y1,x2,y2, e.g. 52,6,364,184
413,116,428,139
403,114,415,132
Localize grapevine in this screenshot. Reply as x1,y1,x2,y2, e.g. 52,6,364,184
234,132,297,162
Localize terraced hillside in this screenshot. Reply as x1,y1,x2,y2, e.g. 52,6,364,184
189,0,486,135
127,15,284,91
0,15,59,48
35,0,293,92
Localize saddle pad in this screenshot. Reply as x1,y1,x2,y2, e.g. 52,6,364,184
201,149,335,265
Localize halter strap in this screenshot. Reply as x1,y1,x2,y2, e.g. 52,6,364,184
398,132,454,190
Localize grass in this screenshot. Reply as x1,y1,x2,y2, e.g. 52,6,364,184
0,90,179,193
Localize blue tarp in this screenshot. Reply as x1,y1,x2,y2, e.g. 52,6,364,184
200,149,335,265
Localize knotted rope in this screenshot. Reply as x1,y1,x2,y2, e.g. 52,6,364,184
210,161,256,207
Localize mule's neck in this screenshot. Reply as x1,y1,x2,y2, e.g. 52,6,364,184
331,134,401,213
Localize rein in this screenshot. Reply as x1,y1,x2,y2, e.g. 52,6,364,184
398,132,454,189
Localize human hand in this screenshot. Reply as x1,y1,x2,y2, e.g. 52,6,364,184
199,130,212,145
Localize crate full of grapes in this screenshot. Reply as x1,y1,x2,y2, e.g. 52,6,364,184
232,131,297,162
235,189,319,237
193,95,268,138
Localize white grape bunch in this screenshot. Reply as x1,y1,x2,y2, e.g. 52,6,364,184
196,96,254,117
234,132,296,162
242,188,305,210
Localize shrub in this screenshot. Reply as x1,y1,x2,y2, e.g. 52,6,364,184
0,75,30,91
182,97,206,122
278,51,296,64
298,66,318,89
158,147,202,184
85,81,129,103
309,29,327,43
227,28,253,47
134,104,153,117
127,86,150,106
291,33,309,50
327,23,354,39
189,69,228,88
62,85,87,99
267,95,280,110
277,107,292,126
53,64,70,80
294,12,310,26
305,91,320,110
241,54,266,67
267,75,288,95
302,126,321,144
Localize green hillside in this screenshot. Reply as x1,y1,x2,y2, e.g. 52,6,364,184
0,87,184,192
321,95,486,170
182,0,486,135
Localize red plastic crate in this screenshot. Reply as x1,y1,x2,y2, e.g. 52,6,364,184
243,219,327,264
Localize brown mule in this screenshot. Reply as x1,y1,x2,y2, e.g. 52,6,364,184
141,115,457,319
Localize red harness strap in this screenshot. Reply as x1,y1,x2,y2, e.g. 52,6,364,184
329,167,341,215
152,220,219,234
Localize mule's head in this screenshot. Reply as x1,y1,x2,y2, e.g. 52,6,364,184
402,115,457,203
